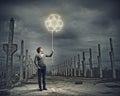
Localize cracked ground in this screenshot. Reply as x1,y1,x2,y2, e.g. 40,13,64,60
0,76,120,96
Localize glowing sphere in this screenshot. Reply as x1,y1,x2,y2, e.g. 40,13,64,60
45,14,64,32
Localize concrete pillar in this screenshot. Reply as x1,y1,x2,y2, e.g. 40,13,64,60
66,60,69,76
28,55,31,78
97,44,103,78
109,38,116,79
74,56,77,76
77,54,81,76
89,48,93,77
70,57,73,76
58,64,60,75
68,59,70,76
61,63,63,76
3,18,17,88
55,65,57,75
62,63,64,76
30,58,33,77
20,40,24,82
25,49,28,81
60,64,62,76
82,51,86,77
64,61,66,76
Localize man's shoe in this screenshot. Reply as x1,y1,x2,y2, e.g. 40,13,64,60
39,88,42,91
43,88,47,90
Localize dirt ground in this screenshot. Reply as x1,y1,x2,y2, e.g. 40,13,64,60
0,76,120,96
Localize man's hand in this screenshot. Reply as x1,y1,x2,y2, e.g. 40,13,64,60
52,49,54,53
38,66,41,69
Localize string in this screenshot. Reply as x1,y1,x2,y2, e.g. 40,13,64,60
52,30,54,65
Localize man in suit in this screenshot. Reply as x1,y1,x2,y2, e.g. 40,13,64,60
34,47,53,91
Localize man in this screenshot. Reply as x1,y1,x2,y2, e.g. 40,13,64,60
34,47,53,91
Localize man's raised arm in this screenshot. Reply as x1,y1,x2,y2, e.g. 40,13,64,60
46,50,54,57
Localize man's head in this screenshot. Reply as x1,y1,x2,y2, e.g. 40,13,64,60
36,47,44,53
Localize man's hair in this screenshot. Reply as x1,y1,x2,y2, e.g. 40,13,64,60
36,47,41,53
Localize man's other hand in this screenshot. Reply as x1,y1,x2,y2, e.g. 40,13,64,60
38,66,41,69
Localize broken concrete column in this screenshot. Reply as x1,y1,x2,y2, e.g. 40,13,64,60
70,57,73,76
25,49,28,81
77,54,81,76
62,63,64,76
82,51,86,77
97,44,103,78
65,60,67,76
74,56,77,76
68,59,70,76
3,18,17,88
89,48,93,77
20,40,24,82
28,55,31,78
109,38,116,79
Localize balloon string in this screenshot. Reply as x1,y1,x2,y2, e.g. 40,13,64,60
52,31,53,64
52,31,53,50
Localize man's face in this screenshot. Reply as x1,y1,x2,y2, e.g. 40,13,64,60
40,48,44,54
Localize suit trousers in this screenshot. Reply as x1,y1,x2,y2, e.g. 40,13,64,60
38,66,46,89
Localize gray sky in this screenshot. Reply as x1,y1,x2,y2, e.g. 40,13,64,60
0,0,120,69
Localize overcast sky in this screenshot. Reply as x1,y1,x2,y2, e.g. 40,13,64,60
0,0,120,69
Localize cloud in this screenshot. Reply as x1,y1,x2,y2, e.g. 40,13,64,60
0,0,120,68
